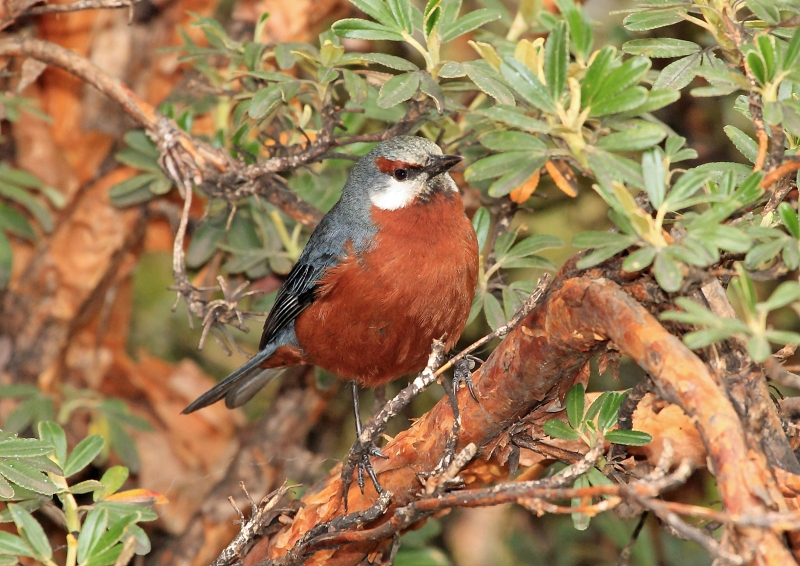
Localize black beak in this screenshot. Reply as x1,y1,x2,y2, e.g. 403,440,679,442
426,154,462,177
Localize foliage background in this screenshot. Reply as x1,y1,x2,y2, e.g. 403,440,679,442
1,0,799,564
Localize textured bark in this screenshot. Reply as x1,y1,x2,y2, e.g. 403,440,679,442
242,275,795,566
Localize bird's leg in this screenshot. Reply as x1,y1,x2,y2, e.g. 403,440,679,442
452,355,482,403
431,355,482,478
346,381,387,499
436,371,461,472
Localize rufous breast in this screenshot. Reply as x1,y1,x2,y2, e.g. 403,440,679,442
293,191,479,386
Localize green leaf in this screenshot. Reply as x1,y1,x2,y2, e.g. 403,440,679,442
499,59,557,114
663,168,714,211
0,531,34,558
332,19,404,42
747,0,780,25
598,392,624,432
419,72,445,113
585,392,609,423
783,241,800,271
0,166,43,189
785,27,800,70
338,52,418,71
348,0,397,27
480,105,549,133
596,122,666,152
581,46,615,103
543,419,580,441
746,51,767,85
186,219,225,269
377,72,420,108
723,125,758,163
487,157,546,198
108,174,158,207
70,479,104,495
63,435,104,477
483,293,506,330
545,21,568,98
683,328,740,349
342,69,368,104
248,84,283,120
745,238,785,269
747,335,772,362
557,0,592,61
0,203,36,241
761,282,800,312
472,207,490,252
440,9,501,43
653,53,701,90
463,62,515,104
0,438,52,459
96,466,129,501
588,87,647,117
571,474,590,530
114,148,161,173
9,503,51,560
623,10,683,31
386,0,413,33
765,330,800,345
78,508,109,563
88,517,136,561
507,234,563,259
480,131,545,152
605,430,652,446
0,182,53,233
438,61,465,78
596,56,651,100
779,202,800,239
622,38,701,58
621,88,680,116
465,151,530,182
692,224,752,253
653,251,682,292
424,0,441,38
0,232,10,289
0,459,58,496
756,34,777,83
623,246,657,272
565,383,585,430
0,474,14,499
573,231,635,248
576,240,634,269
642,148,666,208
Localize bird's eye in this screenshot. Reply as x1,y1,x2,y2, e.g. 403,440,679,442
393,168,408,181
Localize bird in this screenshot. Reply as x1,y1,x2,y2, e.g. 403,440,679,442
183,135,479,487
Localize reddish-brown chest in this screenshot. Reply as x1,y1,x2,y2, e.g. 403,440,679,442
293,192,479,386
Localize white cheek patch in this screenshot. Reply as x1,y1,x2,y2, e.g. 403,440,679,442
370,177,422,210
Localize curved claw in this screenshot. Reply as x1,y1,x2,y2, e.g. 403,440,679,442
341,439,385,510
453,356,481,402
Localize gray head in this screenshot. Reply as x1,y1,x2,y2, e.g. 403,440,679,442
342,136,462,211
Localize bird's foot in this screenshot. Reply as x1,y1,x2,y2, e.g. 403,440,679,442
341,381,389,510
452,355,482,402
341,437,388,510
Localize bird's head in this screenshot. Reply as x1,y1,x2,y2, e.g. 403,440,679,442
344,136,462,211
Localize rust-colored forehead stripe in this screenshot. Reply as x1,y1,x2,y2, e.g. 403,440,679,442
374,157,423,174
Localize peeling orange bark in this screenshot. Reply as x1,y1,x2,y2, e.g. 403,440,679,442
243,276,794,566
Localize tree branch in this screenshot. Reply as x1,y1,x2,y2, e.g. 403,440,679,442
240,270,793,566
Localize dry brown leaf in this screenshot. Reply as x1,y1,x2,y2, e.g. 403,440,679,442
545,159,579,198
509,169,541,204
629,393,706,469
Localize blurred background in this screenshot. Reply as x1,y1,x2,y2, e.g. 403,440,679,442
0,0,763,564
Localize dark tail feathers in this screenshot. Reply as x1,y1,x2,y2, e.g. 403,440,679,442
182,346,280,414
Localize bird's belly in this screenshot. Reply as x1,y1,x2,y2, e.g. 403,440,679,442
294,237,477,385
